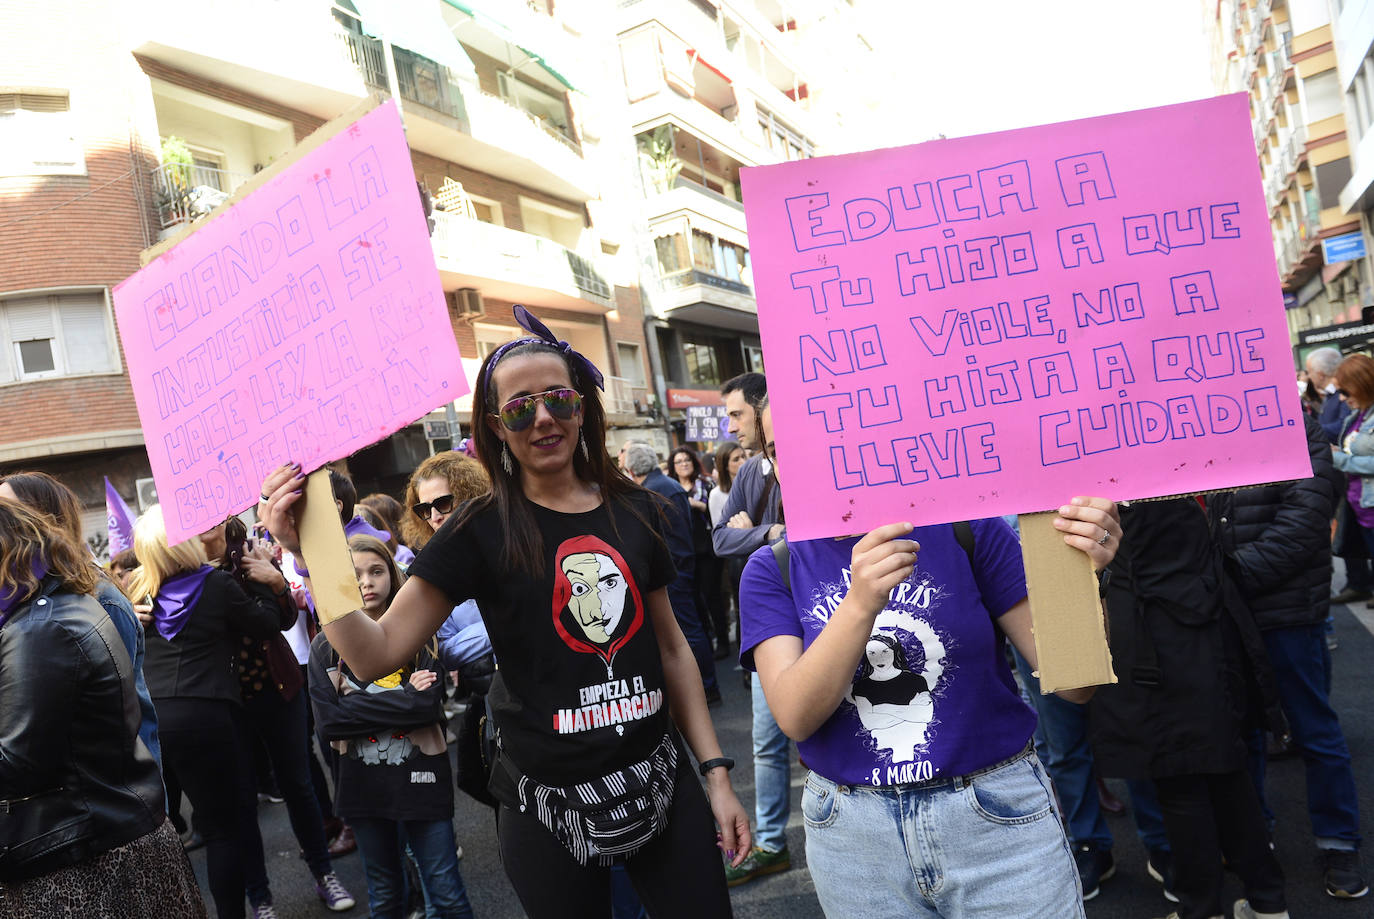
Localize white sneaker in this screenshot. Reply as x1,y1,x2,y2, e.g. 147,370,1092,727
1234,899,1289,919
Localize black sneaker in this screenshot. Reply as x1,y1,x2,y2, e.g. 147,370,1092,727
1147,847,1180,903
704,685,723,708
1073,843,1116,901
1320,848,1369,898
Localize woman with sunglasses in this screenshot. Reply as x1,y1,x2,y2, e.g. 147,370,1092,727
262,306,749,919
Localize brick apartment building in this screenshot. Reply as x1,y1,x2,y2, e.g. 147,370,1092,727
0,0,661,553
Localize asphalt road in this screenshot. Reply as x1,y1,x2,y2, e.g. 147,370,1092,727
191,593,1374,918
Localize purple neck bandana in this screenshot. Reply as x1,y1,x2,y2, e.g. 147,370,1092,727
152,566,215,641
0,557,50,628
344,515,391,543
482,305,605,393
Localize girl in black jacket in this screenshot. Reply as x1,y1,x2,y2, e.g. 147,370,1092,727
309,534,473,919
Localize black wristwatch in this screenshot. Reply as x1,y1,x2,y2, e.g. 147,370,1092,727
698,756,735,776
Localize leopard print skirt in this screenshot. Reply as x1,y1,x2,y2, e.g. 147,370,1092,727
0,818,206,918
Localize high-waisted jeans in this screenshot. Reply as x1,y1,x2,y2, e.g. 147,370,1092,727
801,748,1083,919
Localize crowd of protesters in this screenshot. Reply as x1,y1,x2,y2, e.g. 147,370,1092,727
0,316,1368,919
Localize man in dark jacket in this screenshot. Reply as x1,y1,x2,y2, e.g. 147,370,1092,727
1208,414,1367,899
621,442,720,705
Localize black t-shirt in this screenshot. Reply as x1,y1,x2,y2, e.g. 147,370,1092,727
408,490,676,787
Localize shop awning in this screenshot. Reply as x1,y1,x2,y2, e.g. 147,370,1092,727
349,0,477,81
441,0,585,92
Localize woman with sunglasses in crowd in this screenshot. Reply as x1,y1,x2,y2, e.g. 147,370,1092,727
263,306,749,919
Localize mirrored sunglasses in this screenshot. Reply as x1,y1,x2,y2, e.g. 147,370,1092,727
495,387,582,432
412,493,456,520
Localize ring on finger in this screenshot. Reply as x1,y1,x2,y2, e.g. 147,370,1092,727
1097,531,1111,546
259,493,271,502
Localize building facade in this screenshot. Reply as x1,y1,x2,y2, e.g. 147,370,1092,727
614,0,879,446
0,0,660,551
1208,0,1370,361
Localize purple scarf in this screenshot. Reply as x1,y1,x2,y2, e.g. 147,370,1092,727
344,515,391,544
152,566,215,641
0,558,50,629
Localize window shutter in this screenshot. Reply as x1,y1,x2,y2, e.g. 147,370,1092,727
6,297,55,340
60,292,115,372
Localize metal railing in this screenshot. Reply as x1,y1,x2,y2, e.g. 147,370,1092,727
152,162,253,229
476,89,581,154
333,25,463,119
661,267,752,295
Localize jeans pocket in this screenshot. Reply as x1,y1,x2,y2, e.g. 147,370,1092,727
964,757,1053,826
801,772,841,829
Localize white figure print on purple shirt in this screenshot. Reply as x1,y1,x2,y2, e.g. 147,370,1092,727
848,619,946,764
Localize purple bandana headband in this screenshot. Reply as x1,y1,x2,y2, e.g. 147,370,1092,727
483,305,605,393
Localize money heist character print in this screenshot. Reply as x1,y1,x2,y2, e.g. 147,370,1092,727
551,535,644,678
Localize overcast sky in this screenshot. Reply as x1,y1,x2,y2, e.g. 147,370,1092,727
859,0,1217,142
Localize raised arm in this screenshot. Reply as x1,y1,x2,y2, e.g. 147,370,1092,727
260,464,455,682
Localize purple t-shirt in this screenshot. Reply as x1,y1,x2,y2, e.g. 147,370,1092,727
740,518,1036,787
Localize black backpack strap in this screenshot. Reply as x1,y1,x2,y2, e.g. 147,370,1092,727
952,520,975,569
770,538,790,593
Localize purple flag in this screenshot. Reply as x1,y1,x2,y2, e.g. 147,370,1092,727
105,477,136,556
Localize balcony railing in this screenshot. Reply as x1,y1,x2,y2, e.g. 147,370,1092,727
333,25,464,119
431,210,611,307
152,162,253,229
672,175,745,211
605,375,648,417
477,89,580,154
661,267,752,295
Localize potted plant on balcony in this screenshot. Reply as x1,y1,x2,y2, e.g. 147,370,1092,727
156,136,196,231
637,125,682,194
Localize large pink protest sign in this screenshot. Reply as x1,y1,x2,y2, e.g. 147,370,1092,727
114,100,466,543
740,94,1312,541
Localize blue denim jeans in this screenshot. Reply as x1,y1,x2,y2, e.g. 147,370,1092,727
1011,649,1170,852
752,677,791,852
351,818,474,919
802,749,1083,918
1245,623,1361,850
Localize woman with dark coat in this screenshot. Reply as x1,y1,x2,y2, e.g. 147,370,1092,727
1213,415,1367,899
0,499,203,915
1089,498,1288,919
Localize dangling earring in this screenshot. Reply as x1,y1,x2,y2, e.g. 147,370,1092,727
579,428,590,462
501,442,514,476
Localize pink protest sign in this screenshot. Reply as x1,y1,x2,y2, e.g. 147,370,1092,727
740,94,1311,541
114,100,466,543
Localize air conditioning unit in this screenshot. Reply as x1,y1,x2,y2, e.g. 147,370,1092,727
447,288,485,321
135,477,159,512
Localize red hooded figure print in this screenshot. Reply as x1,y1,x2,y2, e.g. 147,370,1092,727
551,535,645,676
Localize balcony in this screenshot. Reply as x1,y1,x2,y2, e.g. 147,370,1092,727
657,267,758,331
152,162,253,235
431,211,612,313
605,374,651,421
333,27,465,120
457,89,594,201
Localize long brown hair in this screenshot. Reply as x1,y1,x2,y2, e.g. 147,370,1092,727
0,498,98,601
1,471,86,548
347,534,435,669
457,340,650,576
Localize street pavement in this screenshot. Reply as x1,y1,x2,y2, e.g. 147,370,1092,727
191,599,1374,918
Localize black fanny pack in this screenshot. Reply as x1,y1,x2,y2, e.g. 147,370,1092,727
499,731,678,866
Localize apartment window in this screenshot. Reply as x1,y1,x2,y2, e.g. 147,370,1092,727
519,197,582,249
469,194,503,226
757,107,813,162
0,290,118,383
682,339,722,386
616,342,646,386
745,345,765,374
474,323,522,359
0,91,84,177
655,233,689,275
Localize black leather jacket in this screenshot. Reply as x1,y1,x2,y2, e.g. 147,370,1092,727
0,577,165,881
